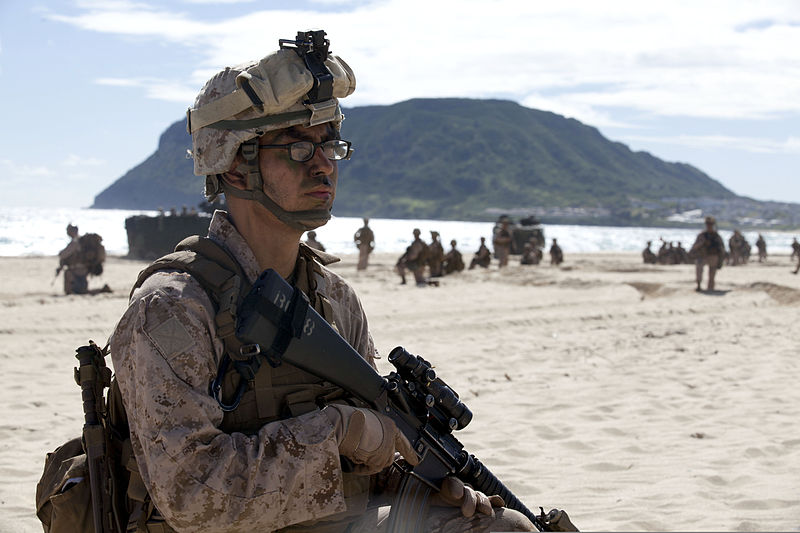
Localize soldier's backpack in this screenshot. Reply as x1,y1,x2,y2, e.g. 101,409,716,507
36,236,252,533
78,233,107,276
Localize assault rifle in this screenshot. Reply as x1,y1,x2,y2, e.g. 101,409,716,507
75,341,119,533
234,270,577,532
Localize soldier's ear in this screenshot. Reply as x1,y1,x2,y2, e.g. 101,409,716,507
219,152,249,191
220,169,248,191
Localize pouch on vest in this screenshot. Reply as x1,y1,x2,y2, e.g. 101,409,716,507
36,437,94,533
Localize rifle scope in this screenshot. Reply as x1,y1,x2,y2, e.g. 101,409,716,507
388,347,473,431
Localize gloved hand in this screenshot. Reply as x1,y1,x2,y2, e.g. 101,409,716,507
323,404,419,475
431,476,505,518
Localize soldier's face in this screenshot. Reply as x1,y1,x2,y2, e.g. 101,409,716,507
257,123,339,214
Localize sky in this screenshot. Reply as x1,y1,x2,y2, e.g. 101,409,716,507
1,0,798,209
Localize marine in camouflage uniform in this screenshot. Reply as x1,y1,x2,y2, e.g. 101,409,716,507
656,238,670,265
642,241,657,264
353,218,374,271
111,31,533,533
58,224,89,294
689,216,726,291
755,234,767,262
520,243,542,265
793,238,800,274
493,220,512,268
57,224,110,295
728,230,747,266
427,231,445,277
305,230,326,251
443,239,465,274
468,237,491,270
396,228,430,286
549,239,564,266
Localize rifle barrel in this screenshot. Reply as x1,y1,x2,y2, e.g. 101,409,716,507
460,454,546,531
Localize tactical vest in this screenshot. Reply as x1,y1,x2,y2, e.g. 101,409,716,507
699,231,722,256
118,236,369,532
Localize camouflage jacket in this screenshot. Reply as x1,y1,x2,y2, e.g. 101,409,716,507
353,226,374,250
111,211,377,533
58,237,85,268
690,230,725,258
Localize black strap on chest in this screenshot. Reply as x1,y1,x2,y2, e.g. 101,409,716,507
209,283,311,412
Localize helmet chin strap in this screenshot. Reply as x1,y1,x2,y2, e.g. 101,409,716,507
221,139,332,232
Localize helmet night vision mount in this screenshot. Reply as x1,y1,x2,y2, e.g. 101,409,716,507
280,30,335,105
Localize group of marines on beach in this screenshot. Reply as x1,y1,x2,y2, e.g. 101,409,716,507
309,217,567,287
642,215,800,292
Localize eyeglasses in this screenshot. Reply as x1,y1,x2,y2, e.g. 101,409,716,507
259,140,352,162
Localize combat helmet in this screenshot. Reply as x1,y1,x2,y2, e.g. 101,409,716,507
187,30,356,231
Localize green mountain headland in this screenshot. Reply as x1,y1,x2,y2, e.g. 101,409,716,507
92,98,799,229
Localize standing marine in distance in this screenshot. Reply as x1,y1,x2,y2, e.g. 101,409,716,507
427,230,445,277
110,30,535,532
353,217,375,271
493,219,512,268
793,237,800,274
689,216,726,291
755,233,767,263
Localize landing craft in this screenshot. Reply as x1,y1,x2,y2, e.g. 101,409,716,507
125,202,218,259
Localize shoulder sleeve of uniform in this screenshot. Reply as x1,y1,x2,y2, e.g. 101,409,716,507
58,239,81,261
111,270,347,531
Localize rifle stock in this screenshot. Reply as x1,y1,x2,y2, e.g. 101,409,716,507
236,269,575,532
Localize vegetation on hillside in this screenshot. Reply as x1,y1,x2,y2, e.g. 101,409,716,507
93,98,758,226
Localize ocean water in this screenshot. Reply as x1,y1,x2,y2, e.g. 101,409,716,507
1,206,797,257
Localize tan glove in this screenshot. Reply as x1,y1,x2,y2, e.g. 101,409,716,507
431,476,505,518
323,404,419,475
541,508,579,531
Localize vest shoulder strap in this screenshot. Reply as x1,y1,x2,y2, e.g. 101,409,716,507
130,235,251,352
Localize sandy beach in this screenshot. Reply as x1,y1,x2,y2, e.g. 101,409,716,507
1,252,798,532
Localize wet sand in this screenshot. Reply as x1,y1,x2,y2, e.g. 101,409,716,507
1,252,798,531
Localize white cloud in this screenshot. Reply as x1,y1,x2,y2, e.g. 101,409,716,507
1,158,57,178
520,93,636,129
4,162,57,178
45,2,215,43
94,78,142,87
45,0,800,122
96,77,197,104
62,154,105,167
180,0,255,4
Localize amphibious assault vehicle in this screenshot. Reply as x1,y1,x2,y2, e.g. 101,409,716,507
492,215,545,254
125,209,212,260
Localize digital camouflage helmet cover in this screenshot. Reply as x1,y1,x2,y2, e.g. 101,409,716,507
187,30,356,231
